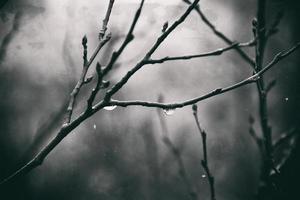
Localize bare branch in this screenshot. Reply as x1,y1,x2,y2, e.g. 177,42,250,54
182,0,255,68
64,35,111,124
106,42,300,110
87,63,103,110
192,104,216,200
145,41,255,64
102,0,145,76
104,0,200,100
99,0,115,39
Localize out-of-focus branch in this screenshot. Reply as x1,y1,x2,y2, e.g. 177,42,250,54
273,128,297,149
146,40,255,64
248,115,264,156
265,8,284,39
107,42,300,109
0,11,23,64
192,104,216,200
157,95,198,200
182,0,255,68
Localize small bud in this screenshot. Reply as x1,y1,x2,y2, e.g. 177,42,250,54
162,21,168,33
96,62,102,74
84,76,93,84
192,104,198,112
82,35,88,46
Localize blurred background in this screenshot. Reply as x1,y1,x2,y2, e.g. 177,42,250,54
0,0,299,199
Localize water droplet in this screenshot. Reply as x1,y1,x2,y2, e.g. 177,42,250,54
201,174,206,178
163,108,175,116
104,105,117,111
93,124,97,130
285,97,289,101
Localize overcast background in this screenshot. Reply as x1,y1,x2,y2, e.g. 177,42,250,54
0,0,299,200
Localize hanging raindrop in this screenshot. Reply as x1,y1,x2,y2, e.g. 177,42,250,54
104,105,117,111
201,174,206,178
93,124,97,130
163,108,176,116
285,97,289,101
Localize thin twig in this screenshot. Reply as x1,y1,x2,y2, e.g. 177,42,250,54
64,35,111,124
182,0,255,68
87,62,103,109
104,0,200,101
106,42,300,109
192,104,216,200
99,0,115,39
146,40,255,64
102,0,145,76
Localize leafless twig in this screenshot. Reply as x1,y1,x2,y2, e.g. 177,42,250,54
146,40,255,65
107,42,300,109
192,104,215,200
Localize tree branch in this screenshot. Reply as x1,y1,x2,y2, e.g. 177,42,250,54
104,0,200,101
0,0,200,186
102,0,145,76
146,40,255,65
64,34,111,124
192,104,216,200
106,42,299,110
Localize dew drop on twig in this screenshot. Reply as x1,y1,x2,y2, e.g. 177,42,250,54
285,97,289,101
163,108,176,116
104,105,117,111
201,174,206,178
93,124,97,130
